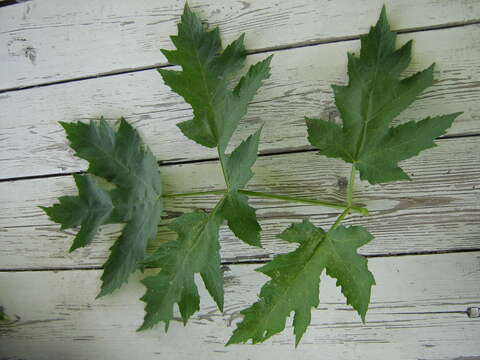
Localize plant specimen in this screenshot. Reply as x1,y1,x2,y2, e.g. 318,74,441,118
43,5,460,345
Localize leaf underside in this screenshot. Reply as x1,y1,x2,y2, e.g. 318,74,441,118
42,119,163,297
227,220,375,346
139,4,271,331
306,6,461,184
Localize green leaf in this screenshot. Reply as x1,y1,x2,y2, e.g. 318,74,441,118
306,7,461,184
224,127,262,191
43,119,163,297
227,221,375,346
222,128,263,247
324,224,376,317
139,208,224,331
138,4,270,332
41,174,115,251
222,192,261,247
158,4,269,247
139,129,264,330
0,307,6,321
159,3,272,151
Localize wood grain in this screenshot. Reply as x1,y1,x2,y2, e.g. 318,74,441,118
1,2,479,357
0,252,479,359
1,24,480,180
1,0,479,90
1,137,478,270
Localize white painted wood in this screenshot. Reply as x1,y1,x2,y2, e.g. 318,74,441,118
0,252,478,359
1,137,478,269
1,25,480,180
1,2,478,358
0,0,479,90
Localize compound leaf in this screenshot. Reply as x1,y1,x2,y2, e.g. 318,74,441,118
139,4,269,332
228,221,374,346
43,118,163,297
306,7,461,184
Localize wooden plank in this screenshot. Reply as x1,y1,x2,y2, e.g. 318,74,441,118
0,252,478,359
1,0,479,90
1,25,480,180
1,137,478,270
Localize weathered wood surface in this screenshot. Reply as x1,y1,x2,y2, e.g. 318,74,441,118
1,0,479,358
1,137,478,270
0,252,479,359
1,0,479,90
2,25,480,180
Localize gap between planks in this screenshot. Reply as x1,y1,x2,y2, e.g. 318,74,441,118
1,136,478,269
0,132,478,184
0,251,478,359
1,248,480,273
1,19,480,95
2,23,479,179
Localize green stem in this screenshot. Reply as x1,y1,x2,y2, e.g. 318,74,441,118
163,189,367,215
217,146,230,191
330,208,351,231
347,165,356,207
239,189,361,213
239,190,368,215
162,190,227,198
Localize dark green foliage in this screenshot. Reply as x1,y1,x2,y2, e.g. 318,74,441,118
228,221,374,346
138,4,271,331
306,7,461,184
43,119,163,297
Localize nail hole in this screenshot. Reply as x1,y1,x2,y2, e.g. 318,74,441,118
467,307,479,318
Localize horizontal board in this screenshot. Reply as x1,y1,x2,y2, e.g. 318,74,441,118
1,137,478,270
0,0,479,90
1,25,480,180
0,252,479,359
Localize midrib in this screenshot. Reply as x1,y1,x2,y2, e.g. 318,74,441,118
154,198,224,316
256,235,327,337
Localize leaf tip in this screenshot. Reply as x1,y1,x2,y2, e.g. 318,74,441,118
357,207,369,216
294,332,304,348
426,62,436,75
380,4,387,15
237,32,246,43
38,205,48,214
378,4,388,26
217,301,224,313
96,285,112,299
58,121,68,129
360,311,367,324
68,243,79,253
450,111,463,119
225,333,240,347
